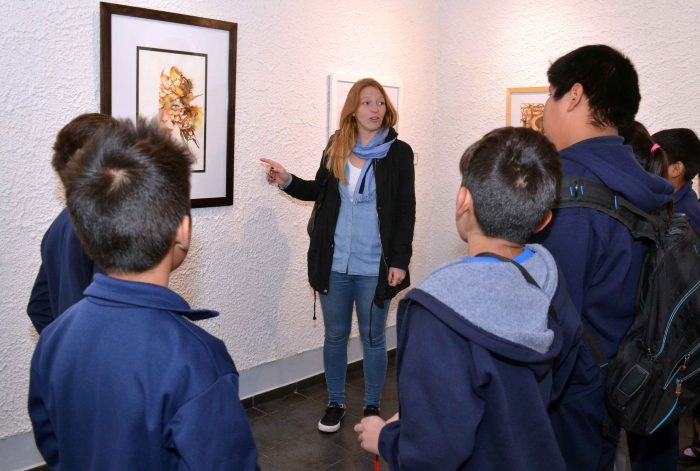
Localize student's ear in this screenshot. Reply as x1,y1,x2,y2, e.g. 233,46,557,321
172,215,191,270
456,186,473,218
533,210,553,234
668,161,685,179
567,83,584,111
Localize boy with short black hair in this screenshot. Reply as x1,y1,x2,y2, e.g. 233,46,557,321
27,113,115,333
534,45,675,470
355,127,580,470
28,117,259,470
652,128,700,230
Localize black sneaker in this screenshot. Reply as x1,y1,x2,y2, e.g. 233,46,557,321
318,402,345,433
363,405,381,417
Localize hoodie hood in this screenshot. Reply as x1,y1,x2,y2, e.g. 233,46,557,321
561,136,674,212
407,244,559,362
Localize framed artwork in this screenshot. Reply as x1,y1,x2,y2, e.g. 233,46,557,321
100,2,237,208
328,74,400,138
506,87,549,133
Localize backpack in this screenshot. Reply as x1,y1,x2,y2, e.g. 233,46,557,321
558,176,700,435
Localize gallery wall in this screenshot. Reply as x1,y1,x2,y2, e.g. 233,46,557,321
1,0,699,454
0,0,439,443
429,0,700,264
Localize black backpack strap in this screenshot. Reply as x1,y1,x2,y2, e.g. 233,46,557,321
558,177,661,245
555,176,663,370
580,317,609,369
475,252,558,322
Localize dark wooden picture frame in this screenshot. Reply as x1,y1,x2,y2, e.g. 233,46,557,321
100,2,237,208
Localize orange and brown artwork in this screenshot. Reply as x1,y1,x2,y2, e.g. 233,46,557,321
520,103,545,133
159,66,203,148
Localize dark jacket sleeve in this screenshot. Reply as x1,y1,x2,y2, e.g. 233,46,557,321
167,373,259,470
388,143,415,270
29,346,59,467
27,232,53,334
283,147,331,202
549,268,583,403
379,302,483,470
27,263,52,334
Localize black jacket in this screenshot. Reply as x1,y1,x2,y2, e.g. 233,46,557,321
284,128,416,306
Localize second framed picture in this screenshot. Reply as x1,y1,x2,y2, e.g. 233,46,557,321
100,2,237,208
506,87,549,133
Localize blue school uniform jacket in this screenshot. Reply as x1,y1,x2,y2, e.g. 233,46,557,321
378,245,580,470
531,136,674,469
29,274,259,471
674,180,700,230
27,208,96,333
534,136,673,361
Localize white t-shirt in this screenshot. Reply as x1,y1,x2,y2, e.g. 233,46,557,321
346,162,363,200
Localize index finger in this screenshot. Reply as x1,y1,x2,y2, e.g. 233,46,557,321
260,157,277,166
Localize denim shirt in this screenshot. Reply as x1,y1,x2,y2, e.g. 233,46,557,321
331,163,382,275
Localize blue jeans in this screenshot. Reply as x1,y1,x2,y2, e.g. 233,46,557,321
319,271,389,407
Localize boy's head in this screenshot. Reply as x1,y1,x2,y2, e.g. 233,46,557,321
544,45,640,149
652,128,700,183
52,113,117,184
458,127,561,245
64,117,194,275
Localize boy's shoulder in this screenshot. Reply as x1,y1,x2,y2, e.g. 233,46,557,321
50,275,230,364
41,207,72,244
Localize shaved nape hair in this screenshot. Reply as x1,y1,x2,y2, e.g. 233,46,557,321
460,127,562,244
64,117,194,273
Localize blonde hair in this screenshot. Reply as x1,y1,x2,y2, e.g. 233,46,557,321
326,78,398,184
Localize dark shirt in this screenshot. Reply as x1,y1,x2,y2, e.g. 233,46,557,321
673,180,700,231
533,136,673,361
29,274,259,470
27,208,96,333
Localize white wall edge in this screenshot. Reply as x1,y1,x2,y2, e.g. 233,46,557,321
0,432,44,471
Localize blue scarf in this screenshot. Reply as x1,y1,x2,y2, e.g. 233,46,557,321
350,128,396,202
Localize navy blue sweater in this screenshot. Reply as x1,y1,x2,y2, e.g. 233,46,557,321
674,181,700,230
530,137,674,469
27,208,96,333
29,274,259,470
378,246,580,470
533,136,673,362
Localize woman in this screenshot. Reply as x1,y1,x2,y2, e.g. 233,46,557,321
261,78,415,433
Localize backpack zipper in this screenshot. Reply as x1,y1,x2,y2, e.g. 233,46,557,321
654,278,700,359
663,344,699,390
654,356,700,433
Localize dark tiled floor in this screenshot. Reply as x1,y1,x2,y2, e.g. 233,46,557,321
247,356,398,470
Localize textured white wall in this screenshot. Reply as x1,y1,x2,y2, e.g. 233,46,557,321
0,0,438,439
431,0,700,264
1,0,699,443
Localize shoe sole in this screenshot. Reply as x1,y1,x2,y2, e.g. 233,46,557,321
318,418,343,433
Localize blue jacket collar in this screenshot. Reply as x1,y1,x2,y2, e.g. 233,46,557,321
674,180,694,204
85,274,219,321
560,135,674,212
